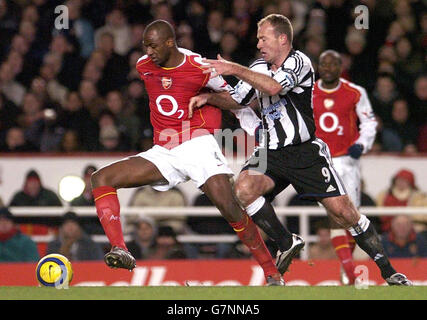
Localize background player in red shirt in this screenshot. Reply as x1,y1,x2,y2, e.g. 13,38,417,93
313,50,378,284
90,20,283,285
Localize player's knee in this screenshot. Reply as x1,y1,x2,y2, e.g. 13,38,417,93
91,169,110,189
329,207,359,229
234,179,258,207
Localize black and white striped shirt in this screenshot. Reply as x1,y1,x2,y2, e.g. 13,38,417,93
230,49,315,149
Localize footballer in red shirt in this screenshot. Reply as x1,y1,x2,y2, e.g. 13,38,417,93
313,50,377,284
90,20,283,285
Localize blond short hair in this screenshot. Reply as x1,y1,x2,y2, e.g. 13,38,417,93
258,14,293,44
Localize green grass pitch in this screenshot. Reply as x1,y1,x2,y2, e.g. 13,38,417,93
0,286,426,300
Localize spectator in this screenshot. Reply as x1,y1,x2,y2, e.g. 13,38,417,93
97,124,126,152
58,129,81,153
204,9,224,56
0,0,20,58
149,225,187,260
129,186,186,208
69,165,104,235
105,90,140,150
151,1,175,26
411,74,427,128
128,24,145,54
0,62,26,106
381,215,427,258
394,37,423,97
0,126,37,152
49,33,85,91
376,169,427,233
127,49,143,81
78,79,105,120
94,31,129,94
26,108,66,152
29,76,60,111
57,91,98,151
39,52,69,106
125,79,152,151
381,98,419,153
176,22,195,53
0,92,21,136
47,211,104,261
70,165,97,207
9,169,63,207
8,33,38,87
218,31,250,67
0,207,40,262
66,0,95,58
185,193,234,259
81,60,103,92
94,9,132,56
126,216,157,260
370,73,399,127
17,92,44,133
129,186,186,233
308,219,337,260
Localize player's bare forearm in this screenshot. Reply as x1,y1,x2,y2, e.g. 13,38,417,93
229,63,282,96
203,54,283,96
188,91,242,119
206,91,243,110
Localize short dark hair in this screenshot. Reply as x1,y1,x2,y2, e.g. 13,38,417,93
319,50,342,65
258,14,293,44
144,19,176,42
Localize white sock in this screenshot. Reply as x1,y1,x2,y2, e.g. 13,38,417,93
348,214,370,237
245,196,266,216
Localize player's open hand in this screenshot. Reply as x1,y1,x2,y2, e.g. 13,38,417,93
201,54,235,78
188,94,209,119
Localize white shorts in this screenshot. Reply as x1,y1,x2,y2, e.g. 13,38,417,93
137,134,234,191
331,155,361,207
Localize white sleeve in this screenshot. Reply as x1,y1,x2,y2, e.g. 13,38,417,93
205,74,234,92
228,62,268,106
228,79,257,105
231,107,261,136
354,87,377,153
274,54,313,95
189,52,234,93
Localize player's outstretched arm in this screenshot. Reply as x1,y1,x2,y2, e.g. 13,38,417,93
202,54,282,96
188,91,242,118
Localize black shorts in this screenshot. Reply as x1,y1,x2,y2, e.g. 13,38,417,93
241,138,347,202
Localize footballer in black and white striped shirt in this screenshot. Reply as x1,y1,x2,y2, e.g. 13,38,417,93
188,13,412,286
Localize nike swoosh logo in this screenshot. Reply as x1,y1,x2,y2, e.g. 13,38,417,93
249,244,261,250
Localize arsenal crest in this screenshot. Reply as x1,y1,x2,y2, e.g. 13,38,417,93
323,98,334,109
161,77,172,89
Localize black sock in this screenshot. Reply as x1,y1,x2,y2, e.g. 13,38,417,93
351,221,396,279
251,200,293,252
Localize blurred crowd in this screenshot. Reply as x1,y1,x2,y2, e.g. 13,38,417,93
1,165,426,262
0,0,426,154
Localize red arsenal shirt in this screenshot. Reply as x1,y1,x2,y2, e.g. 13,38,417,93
136,50,230,149
313,78,377,157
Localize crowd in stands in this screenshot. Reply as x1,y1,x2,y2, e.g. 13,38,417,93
1,166,426,262
0,0,426,154
0,0,426,263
